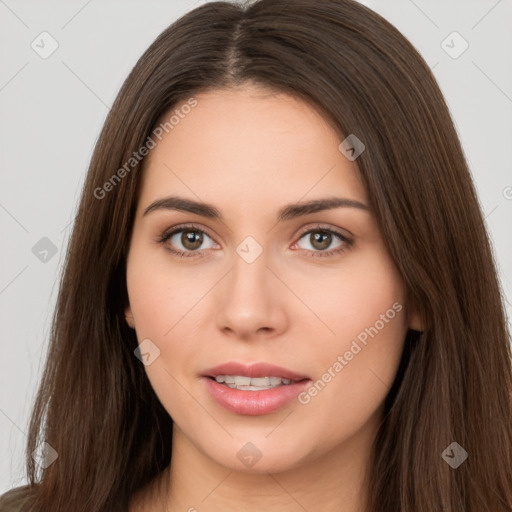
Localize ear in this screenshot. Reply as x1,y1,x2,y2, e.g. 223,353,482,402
125,305,135,329
407,294,424,332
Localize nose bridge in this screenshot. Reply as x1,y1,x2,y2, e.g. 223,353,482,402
215,234,285,336
230,234,272,303
235,234,266,267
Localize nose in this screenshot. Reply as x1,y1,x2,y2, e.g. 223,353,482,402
214,244,288,341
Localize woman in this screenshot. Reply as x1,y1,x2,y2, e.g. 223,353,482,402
1,0,511,511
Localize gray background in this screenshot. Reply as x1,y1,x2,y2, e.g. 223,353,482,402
1,0,511,492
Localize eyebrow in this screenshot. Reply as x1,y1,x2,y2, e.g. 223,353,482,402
143,195,369,221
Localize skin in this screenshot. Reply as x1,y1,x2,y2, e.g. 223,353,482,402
125,85,423,512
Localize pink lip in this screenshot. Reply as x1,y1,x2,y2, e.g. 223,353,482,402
203,362,311,416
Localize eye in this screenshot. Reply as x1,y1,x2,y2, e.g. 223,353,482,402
157,224,217,258
292,225,352,258
157,223,352,258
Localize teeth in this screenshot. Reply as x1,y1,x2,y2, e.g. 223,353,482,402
214,375,294,389
234,376,251,386
269,376,282,386
250,377,270,386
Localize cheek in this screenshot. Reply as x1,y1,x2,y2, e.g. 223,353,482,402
126,241,206,339
290,249,408,432
296,314,406,457
126,249,206,425
126,243,211,389
287,245,406,343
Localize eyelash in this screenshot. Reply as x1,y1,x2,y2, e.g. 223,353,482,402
156,223,353,259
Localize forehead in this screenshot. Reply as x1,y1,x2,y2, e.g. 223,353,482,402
138,86,368,216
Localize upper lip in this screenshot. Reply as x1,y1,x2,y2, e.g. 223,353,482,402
204,362,310,381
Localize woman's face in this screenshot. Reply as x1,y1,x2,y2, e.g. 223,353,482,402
125,85,422,474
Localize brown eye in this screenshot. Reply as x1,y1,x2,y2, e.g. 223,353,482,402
295,228,348,255
180,230,204,251
309,231,332,251
159,225,216,257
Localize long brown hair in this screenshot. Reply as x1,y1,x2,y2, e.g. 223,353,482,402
2,0,511,510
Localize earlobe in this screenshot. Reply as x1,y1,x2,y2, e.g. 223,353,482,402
125,306,135,329
408,310,424,332
407,296,424,332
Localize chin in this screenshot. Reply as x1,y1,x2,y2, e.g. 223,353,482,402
201,434,315,475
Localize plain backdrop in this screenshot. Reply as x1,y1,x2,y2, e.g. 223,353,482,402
1,0,511,492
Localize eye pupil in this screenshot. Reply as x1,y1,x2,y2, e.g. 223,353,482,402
182,230,203,250
311,231,331,250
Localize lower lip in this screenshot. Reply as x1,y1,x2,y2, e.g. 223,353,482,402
203,377,311,416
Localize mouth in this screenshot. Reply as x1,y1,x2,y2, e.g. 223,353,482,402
202,362,311,415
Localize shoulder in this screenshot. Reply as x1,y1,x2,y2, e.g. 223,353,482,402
0,485,33,512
